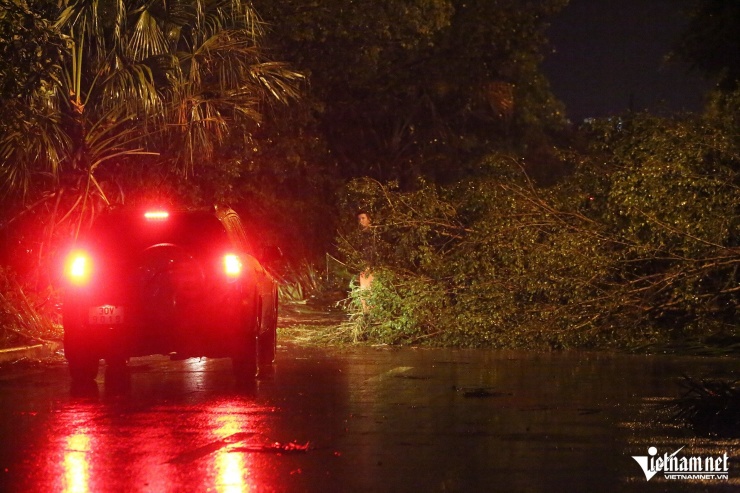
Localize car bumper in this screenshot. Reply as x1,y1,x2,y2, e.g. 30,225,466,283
63,286,258,360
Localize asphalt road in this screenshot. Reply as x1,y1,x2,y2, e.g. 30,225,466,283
0,341,738,492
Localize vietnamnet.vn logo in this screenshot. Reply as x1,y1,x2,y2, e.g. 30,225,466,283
633,446,730,481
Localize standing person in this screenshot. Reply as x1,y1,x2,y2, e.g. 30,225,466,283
356,210,375,311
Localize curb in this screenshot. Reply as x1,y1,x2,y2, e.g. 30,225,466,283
0,342,62,363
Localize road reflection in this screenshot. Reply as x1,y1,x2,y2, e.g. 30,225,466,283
209,400,254,493
51,395,273,492
4,347,738,492
62,427,92,493
41,355,282,493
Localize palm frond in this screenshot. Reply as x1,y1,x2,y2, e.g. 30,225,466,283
4,0,303,196
84,105,160,171
181,98,229,171
129,7,169,61
100,59,162,115
0,108,71,197
248,61,305,104
187,30,303,103
88,173,110,205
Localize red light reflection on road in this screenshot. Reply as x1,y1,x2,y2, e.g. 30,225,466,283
46,398,268,492
57,408,97,493
215,447,248,493
63,433,91,493
209,400,254,493
24,377,277,492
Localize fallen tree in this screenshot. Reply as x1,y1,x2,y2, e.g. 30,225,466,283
338,106,740,349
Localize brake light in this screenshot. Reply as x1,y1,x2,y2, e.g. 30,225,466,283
144,210,169,221
65,251,92,285
223,254,242,278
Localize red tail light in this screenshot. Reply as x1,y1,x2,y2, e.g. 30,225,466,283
223,254,242,278
65,251,92,285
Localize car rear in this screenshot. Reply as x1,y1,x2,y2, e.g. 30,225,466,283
62,208,260,380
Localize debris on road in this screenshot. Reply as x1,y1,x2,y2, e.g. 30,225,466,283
453,386,511,398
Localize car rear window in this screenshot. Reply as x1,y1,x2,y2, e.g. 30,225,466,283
84,210,231,254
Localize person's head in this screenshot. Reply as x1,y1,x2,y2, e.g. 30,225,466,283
357,211,371,229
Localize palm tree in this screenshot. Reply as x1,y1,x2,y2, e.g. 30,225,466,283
1,0,303,236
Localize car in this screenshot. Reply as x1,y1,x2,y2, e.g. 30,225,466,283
61,205,278,382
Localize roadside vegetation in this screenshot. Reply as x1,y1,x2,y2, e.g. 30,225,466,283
337,98,740,348
1,0,738,353
0,268,60,346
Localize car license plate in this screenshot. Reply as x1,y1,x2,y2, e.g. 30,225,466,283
89,305,124,324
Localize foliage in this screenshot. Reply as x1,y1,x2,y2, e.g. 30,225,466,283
252,0,568,184
585,114,739,332
0,267,61,345
338,108,740,349
274,260,326,303
0,0,63,101
343,267,451,344
0,0,304,281
2,0,294,197
229,106,341,263
674,0,740,91
1,0,571,290
4,0,738,355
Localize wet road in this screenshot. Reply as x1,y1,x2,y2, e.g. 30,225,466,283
0,343,739,492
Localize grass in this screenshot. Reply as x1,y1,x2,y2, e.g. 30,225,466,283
277,300,364,346
0,270,62,349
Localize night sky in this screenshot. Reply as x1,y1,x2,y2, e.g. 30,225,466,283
542,0,712,122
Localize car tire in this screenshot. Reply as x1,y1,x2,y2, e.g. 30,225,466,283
258,294,278,365
258,302,277,365
232,302,259,379
65,326,100,382
257,329,276,365
232,333,258,379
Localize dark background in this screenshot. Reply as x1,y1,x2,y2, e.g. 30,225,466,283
542,0,712,122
